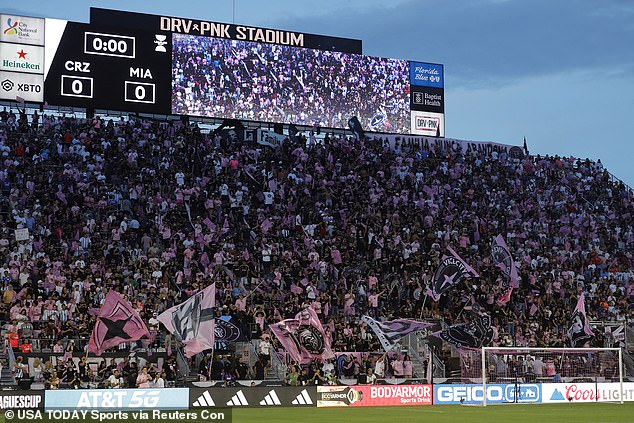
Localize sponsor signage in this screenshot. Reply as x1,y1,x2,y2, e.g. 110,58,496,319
0,15,45,46
0,392,44,410
409,62,443,88
410,111,445,137
433,384,542,405
0,43,44,74
317,384,432,407
410,86,444,114
189,387,316,408
90,8,363,54
0,71,43,102
542,382,634,403
45,388,189,410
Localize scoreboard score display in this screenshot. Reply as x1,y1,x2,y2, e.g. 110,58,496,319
11,8,445,136
44,20,171,114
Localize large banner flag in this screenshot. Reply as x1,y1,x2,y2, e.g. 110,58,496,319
158,283,216,358
269,307,334,364
361,316,432,352
434,305,494,350
88,290,151,356
491,235,519,304
567,293,594,347
428,246,479,301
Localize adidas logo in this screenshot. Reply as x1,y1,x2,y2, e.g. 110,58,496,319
291,389,313,405
226,390,249,406
259,389,281,406
192,390,216,407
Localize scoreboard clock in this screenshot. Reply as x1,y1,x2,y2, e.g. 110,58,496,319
44,21,171,114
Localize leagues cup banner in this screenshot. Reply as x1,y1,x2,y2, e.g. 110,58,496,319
317,384,432,407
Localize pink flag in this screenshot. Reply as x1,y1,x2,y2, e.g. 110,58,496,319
496,287,513,306
87,291,151,356
290,284,303,295
269,307,334,364
529,303,538,316
158,283,216,358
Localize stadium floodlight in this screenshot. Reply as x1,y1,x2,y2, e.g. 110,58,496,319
476,347,623,406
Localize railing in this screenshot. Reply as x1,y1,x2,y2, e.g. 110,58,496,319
403,332,445,381
626,326,634,351
249,340,286,381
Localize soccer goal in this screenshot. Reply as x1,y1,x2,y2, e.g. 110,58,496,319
478,347,623,406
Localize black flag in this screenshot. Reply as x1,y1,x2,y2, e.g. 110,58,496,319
289,124,299,142
435,305,495,350
347,116,364,140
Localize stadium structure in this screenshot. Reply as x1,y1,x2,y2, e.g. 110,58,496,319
0,6,633,421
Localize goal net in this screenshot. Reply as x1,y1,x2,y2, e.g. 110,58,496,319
458,347,623,405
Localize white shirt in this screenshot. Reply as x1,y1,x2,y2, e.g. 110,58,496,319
108,375,123,388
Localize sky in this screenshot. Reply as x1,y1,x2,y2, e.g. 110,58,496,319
5,0,634,187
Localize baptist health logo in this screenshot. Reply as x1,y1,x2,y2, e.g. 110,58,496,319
3,18,18,35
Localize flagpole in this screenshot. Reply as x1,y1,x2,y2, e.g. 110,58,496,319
208,348,214,381
419,294,428,320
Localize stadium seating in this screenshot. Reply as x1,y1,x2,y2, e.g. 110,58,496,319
0,107,633,388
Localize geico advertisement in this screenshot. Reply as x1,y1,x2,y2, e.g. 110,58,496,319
542,382,634,403
434,384,542,404
45,388,189,410
317,384,432,407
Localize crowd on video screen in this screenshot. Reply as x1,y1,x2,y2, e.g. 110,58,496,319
171,34,411,132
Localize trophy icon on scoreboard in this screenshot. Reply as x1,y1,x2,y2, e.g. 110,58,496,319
154,34,167,52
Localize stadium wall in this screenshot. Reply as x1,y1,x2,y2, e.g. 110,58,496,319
2,382,634,410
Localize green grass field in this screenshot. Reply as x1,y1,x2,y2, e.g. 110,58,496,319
230,403,634,423
3,404,634,423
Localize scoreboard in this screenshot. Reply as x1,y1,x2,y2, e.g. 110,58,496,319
2,9,445,136
44,20,171,114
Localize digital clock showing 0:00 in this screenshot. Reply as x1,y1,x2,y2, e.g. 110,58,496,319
84,32,136,58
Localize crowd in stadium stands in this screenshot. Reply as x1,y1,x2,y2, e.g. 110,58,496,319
1,106,634,389
171,35,410,132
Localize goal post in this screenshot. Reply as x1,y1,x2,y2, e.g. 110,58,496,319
479,347,623,406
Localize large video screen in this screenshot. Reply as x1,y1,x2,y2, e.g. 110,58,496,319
171,33,411,133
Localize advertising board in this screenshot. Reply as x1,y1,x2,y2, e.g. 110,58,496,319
0,15,45,45
317,384,432,407
189,386,316,408
433,383,542,405
45,388,189,410
541,382,634,403
0,392,44,410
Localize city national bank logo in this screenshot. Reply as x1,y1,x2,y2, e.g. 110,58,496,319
2,48,40,71
3,18,18,35
2,16,42,42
